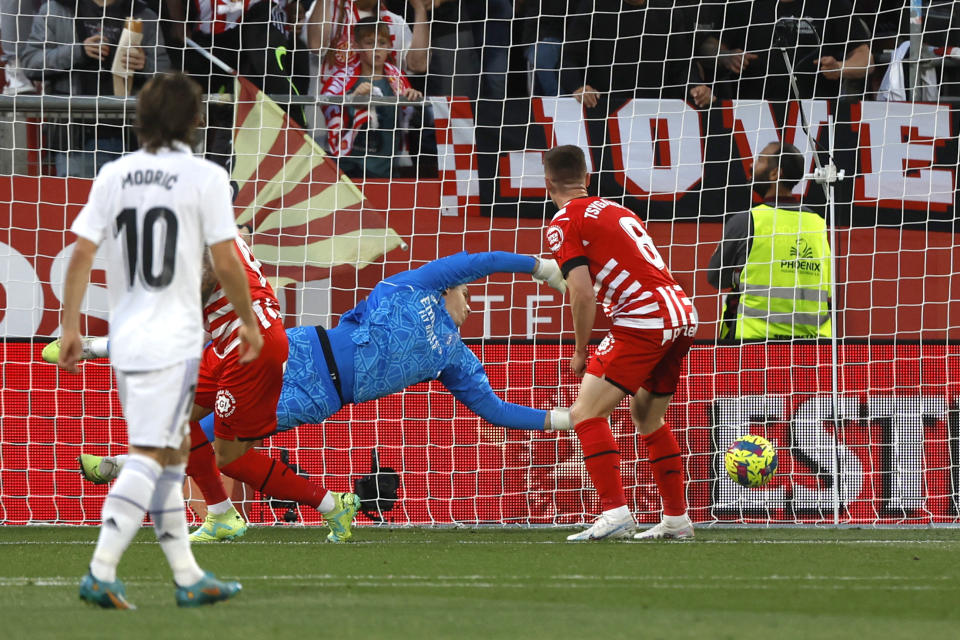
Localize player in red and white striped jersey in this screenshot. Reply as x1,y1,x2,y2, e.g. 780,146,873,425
182,235,289,540
186,234,363,542
543,145,697,542
203,236,280,357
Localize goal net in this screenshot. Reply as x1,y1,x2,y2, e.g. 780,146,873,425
2,0,960,528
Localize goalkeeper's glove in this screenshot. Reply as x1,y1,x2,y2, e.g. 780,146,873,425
532,257,566,294
547,408,572,432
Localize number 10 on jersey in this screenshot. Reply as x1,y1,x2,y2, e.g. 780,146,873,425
115,207,179,290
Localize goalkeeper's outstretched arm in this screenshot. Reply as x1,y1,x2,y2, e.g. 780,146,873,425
387,251,565,295
438,346,571,432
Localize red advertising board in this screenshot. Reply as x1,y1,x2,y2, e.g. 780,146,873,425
2,341,957,526
3,177,960,342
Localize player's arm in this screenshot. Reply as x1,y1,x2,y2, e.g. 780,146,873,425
565,264,595,379
208,239,263,364
390,251,565,294
58,237,99,373
438,348,571,431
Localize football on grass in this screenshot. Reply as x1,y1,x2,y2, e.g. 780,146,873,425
725,434,778,488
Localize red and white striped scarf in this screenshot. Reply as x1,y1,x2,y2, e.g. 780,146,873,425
321,0,401,77
320,59,411,157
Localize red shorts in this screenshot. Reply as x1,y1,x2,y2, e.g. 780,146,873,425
586,326,695,396
194,319,288,441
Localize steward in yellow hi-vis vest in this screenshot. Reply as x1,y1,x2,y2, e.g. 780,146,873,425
707,141,832,340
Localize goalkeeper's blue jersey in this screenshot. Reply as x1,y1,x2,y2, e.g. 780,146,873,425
200,252,547,440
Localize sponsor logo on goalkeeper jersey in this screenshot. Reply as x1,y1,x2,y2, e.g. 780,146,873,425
418,295,442,353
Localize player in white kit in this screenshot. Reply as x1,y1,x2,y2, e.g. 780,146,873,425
58,72,263,609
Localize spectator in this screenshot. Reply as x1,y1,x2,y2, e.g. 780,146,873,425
562,0,714,112
320,17,422,178
165,0,310,97
21,0,171,177
707,141,832,340
520,0,576,97
877,0,960,102
468,0,511,102
1,0,42,94
307,0,429,80
425,0,511,101
305,0,428,150
164,0,311,172
703,0,873,103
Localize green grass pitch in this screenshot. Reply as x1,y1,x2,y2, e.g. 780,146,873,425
1,527,958,640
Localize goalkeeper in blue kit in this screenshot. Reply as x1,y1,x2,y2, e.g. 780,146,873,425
248,249,569,440
62,251,572,540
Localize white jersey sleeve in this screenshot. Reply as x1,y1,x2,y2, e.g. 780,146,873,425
71,166,118,246
199,166,240,246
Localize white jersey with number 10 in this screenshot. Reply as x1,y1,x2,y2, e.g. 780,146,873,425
70,142,239,371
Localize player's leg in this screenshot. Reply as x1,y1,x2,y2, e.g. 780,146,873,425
81,440,161,609
150,432,242,607
82,361,235,609
212,324,360,542
216,433,359,542
630,390,693,540
565,373,635,541
40,336,138,491
42,336,108,364
186,348,247,542
81,366,170,609
78,452,125,484
631,334,696,540
185,414,248,542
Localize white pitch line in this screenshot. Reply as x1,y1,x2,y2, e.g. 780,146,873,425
0,539,958,546
0,576,951,592
0,574,954,587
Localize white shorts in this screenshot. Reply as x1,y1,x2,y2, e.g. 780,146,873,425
115,359,199,449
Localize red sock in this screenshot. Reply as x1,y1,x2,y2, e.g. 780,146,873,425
185,421,229,505
220,449,327,509
574,417,627,511
642,424,686,516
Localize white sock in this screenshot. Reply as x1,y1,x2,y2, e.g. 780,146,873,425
101,454,128,480
317,491,335,514
206,499,233,516
89,337,109,358
89,454,160,583
603,505,632,521
151,463,205,587
663,513,689,526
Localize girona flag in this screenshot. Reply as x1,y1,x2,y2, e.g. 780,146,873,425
231,76,404,289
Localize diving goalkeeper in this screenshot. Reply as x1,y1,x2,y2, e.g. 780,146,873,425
55,251,572,540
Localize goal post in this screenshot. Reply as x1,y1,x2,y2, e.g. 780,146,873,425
1,1,960,527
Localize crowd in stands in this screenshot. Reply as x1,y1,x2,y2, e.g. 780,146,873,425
0,0,956,178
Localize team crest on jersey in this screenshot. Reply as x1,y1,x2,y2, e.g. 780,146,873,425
215,389,237,418
597,334,615,355
546,226,564,252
